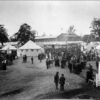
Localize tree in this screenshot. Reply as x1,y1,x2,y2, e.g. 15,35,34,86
67,25,76,34
11,23,36,45
90,18,100,41
0,25,9,46
10,34,18,42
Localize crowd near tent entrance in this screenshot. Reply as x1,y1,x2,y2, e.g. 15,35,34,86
18,40,44,57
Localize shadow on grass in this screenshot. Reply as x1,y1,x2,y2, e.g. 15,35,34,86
41,82,94,99
0,88,24,97
0,85,31,98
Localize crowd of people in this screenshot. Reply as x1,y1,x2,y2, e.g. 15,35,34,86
45,44,99,90
0,51,17,70
20,44,98,90
0,43,99,92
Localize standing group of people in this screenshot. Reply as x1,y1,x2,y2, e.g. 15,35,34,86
46,52,87,75
67,56,87,74
54,72,66,91
23,55,34,64
54,56,66,69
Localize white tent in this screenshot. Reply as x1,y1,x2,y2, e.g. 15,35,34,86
96,45,100,50
18,40,44,57
1,44,17,50
85,42,96,51
19,40,42,50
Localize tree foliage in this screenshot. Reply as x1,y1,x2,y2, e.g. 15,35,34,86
0,25,9,46
91,18,100,41
68,25,76,34
11,23,36,45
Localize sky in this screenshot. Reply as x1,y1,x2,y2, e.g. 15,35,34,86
0,1,100,37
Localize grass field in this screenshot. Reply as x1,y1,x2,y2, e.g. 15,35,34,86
0,57,99,100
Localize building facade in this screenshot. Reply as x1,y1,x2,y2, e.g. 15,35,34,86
35,33,82,47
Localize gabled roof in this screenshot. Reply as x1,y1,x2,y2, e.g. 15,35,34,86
57,33,82,41
35,33,82,41
19,40,42,50
1,44,17,50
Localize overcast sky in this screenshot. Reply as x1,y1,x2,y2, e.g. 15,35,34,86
0,1,100,37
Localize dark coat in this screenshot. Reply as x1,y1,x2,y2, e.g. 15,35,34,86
54,74,59,84
59,76,65,85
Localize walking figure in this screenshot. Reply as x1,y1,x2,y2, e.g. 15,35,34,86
46,58,49,69
2,59,7,70
31,56,34,64
54,72,59,89
59,74,65,91
24,55,27,62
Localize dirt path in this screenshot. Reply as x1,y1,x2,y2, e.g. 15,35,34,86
0,57,88,100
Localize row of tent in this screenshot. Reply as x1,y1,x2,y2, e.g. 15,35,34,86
0,40,44,57
2,40,100,56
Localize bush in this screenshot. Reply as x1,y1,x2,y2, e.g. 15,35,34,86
38,53,45,60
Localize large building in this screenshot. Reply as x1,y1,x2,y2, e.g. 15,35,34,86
56,33,82,41
35,33,82,47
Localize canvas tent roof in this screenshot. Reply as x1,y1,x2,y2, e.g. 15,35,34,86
96,45,100,50
1,44,17,50
85,43,96,51
19,40,42,50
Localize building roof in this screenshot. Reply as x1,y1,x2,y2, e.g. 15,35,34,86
4,42,18,45
35,33,82,41
35,35,57,39
1,44,17,50
19,40,42,50
57,33,82,41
